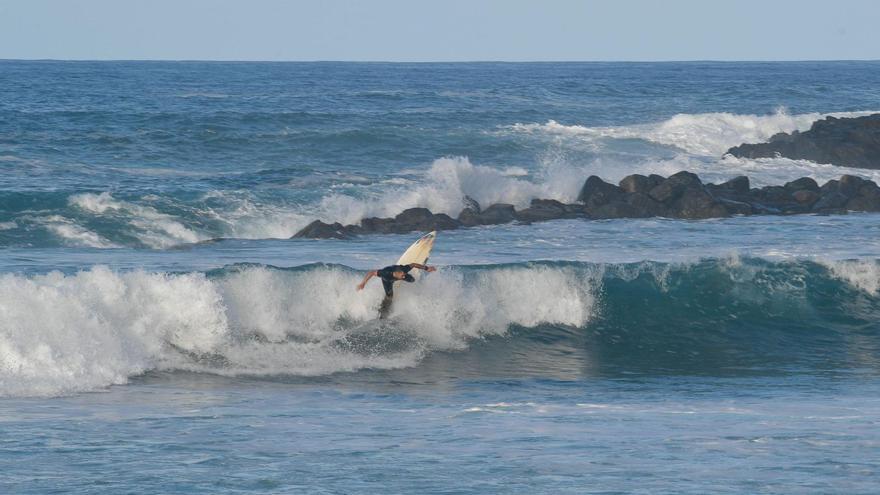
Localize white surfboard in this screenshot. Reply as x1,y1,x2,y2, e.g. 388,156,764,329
395,231,436,281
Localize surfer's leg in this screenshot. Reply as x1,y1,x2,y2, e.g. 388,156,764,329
378,295,393,319
379,280,394,319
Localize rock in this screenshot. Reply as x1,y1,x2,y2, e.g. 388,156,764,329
619,174,662,194
515,199,572,222
726,114,880,169
845,179,880,212
669,187,728,219
718,176,751,194
360,216,396,234
463,195,480,213
717,198,754,215
458,196,482,226
587,201,639,219
858,180,880,200
792,190,820,205
394,207,434,225
748,185,804,214
476,203,517,225
458,208,481,227
648,171,702,203
784,177,819,192
812,192,850,212
838,175,866,197
424,213,460,231
846,195,880,212
707,177,751,206
753,186,796,207
577,176,624,207
292,220,352,239
625,192,667,218
390,208,460,232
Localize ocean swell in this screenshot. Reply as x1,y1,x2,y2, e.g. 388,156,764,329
1,258,879,397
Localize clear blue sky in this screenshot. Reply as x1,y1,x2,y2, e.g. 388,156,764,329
1,0,878,61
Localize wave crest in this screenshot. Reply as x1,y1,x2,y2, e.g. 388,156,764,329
0,262,600,397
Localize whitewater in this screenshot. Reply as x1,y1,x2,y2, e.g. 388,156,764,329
2,60,880,494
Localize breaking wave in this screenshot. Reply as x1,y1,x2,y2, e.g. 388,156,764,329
2,258,878,397
510,109,880,156
4,110,880,249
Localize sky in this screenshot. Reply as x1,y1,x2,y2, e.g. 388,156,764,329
0,0,878,62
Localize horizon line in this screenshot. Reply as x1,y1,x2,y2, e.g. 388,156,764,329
2,57,879,64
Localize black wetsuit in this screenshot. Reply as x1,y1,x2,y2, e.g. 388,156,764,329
377,264,415,297
376,264,415,318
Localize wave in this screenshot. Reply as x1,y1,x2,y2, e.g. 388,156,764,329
510,109,880,156
5,110,880,249
2,258,878,397
314,156,586,225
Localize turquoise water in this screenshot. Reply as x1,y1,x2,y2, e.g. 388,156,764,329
2,61,880,493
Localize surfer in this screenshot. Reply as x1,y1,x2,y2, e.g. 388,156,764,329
356,263,436,318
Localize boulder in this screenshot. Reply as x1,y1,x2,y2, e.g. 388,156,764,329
625,192,668,218
820,179,840,194
846,195,880,212
458,207,481,227
717,198,754,215
424,213,460,231
669,187,728,219
717,176,751,194
463,195,480,213
515,199,571,222
360,216,396,234
648,171,702,203
390,208,460,232
619,174,663,194
845,179,880,212
784,177,819,192
812,192,850,212
292,220,352,239
476,203,517,225
577,176,624,207
792,190,820,205
394,207,434,226
838,175,866,197
587,201,640,219
859,180,880,198
726,114,880,169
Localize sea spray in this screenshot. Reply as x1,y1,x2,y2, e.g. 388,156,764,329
2,258,878,397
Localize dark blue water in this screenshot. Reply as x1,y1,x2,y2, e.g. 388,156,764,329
2,61,880,493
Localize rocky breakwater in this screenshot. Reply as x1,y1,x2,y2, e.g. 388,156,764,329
726,114,880,169
292,172,880,239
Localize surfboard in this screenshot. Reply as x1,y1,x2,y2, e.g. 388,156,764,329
374,231,436,319
395,231,436,281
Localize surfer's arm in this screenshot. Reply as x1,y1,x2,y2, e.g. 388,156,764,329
407,263,436,272
356,271,378,291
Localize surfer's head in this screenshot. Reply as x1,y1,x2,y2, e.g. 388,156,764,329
392,271,406,279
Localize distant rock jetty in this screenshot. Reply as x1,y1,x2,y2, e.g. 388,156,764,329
293,171,880,239
726,114,880,169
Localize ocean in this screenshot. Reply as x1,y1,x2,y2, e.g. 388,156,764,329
1,60,879,493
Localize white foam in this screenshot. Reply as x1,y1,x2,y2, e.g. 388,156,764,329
56,110,880,246
69,192,206,248
315,156,586,225
0,264,599,397
822,260,880,295
511,109,879,156
196,191,312,240
39,215,118,248
305,110,880,230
